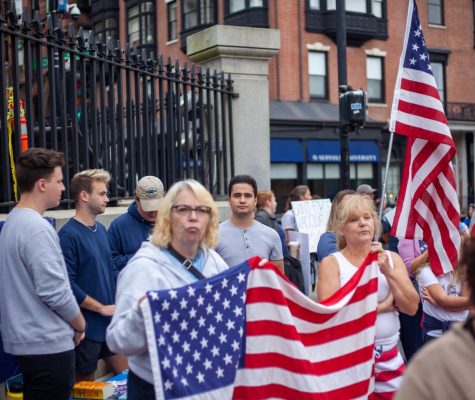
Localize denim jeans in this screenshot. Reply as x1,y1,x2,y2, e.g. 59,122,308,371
15,350,75,400
127,369,156,400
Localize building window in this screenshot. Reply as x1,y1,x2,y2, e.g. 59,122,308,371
308,51,327,99
308,0,320,10
312,0,384,15
229,0,264,14
168,1,177,41
346,0,366,13
382,165,401,204
372,0,383,17
428,0,444,25
127,2,155,48
182,0,216,30
326,0,367,12
94,18,117,41
431,61,445,103
366,56,384,103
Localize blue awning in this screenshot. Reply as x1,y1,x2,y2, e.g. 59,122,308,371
271,139,304,162
307,140,380,163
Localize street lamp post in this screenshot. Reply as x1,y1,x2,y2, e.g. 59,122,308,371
336,0,350,190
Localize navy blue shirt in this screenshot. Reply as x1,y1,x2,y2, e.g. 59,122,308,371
316,231,337,262
107,202,154,271
59,219,116,342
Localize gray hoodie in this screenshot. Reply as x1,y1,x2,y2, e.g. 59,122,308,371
106,241,228,384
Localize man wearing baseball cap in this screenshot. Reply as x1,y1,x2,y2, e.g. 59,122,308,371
356,184,377,200
108,176,165,271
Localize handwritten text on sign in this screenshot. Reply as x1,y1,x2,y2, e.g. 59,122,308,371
292,199,331,253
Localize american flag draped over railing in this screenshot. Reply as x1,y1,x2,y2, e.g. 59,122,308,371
389,0,460,275
142,255,379,399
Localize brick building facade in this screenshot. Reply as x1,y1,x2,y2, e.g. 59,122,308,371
20,0,475,211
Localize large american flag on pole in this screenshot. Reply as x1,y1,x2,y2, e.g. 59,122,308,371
389,0,460,275
142,255,379,399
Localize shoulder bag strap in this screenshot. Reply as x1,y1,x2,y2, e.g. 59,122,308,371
167,245,206,280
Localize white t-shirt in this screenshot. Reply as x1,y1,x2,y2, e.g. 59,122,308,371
281,209,297,231
418,267,468,337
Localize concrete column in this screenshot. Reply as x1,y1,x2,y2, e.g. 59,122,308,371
187,25,280,191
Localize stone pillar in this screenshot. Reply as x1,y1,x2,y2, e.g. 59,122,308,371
187,25,280,191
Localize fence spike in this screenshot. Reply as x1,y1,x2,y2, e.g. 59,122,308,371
46,14,54,35
21,9,31,30
68,24,78,48
31,10,42,36
88,30,96,52
125,43,131,63
6,3,18,29
106,37,114,58
115,40,123,63
182,62,189,82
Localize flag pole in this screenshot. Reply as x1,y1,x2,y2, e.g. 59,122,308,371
378,130,395,223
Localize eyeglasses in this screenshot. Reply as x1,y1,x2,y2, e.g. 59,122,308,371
171,205,212,217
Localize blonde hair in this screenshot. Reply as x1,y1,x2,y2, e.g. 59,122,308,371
414,262,428,278
71,169,110,202
334,194,380,249
151,179,219,248
326,189,356,232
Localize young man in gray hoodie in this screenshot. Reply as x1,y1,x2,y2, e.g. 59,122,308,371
0,148,86,400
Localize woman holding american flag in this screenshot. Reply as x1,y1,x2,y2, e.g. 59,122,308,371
318,194,419,399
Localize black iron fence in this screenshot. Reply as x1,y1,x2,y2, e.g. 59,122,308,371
0,8,236,210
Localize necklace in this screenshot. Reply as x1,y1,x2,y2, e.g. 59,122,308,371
74,217,97,233
87,223,97,233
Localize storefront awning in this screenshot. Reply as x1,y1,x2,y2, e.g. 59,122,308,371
307,140,381,163
271,139,304,162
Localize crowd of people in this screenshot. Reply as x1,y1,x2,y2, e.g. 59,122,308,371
0,147,474,400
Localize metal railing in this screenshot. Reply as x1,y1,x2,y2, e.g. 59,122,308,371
0,7,236,210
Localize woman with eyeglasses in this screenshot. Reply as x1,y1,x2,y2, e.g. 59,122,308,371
106,179,229,399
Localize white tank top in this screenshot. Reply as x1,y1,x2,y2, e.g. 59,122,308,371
331,251,400,347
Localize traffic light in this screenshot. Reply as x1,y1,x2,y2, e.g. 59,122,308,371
339,87,367,129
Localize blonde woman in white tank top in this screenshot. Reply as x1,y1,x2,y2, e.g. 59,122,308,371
318,195,419,400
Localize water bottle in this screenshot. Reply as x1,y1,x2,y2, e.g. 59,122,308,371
6,381,23,399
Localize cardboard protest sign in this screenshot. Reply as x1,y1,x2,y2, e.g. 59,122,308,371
291,199,331,253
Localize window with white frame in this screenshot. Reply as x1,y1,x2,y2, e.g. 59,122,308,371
167,1,177,41
308,51,327,99
366,56,384,103
428,0,444,25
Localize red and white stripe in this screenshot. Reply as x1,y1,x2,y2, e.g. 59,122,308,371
232,255,379,399
389,1,460,275
371,346,405,400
